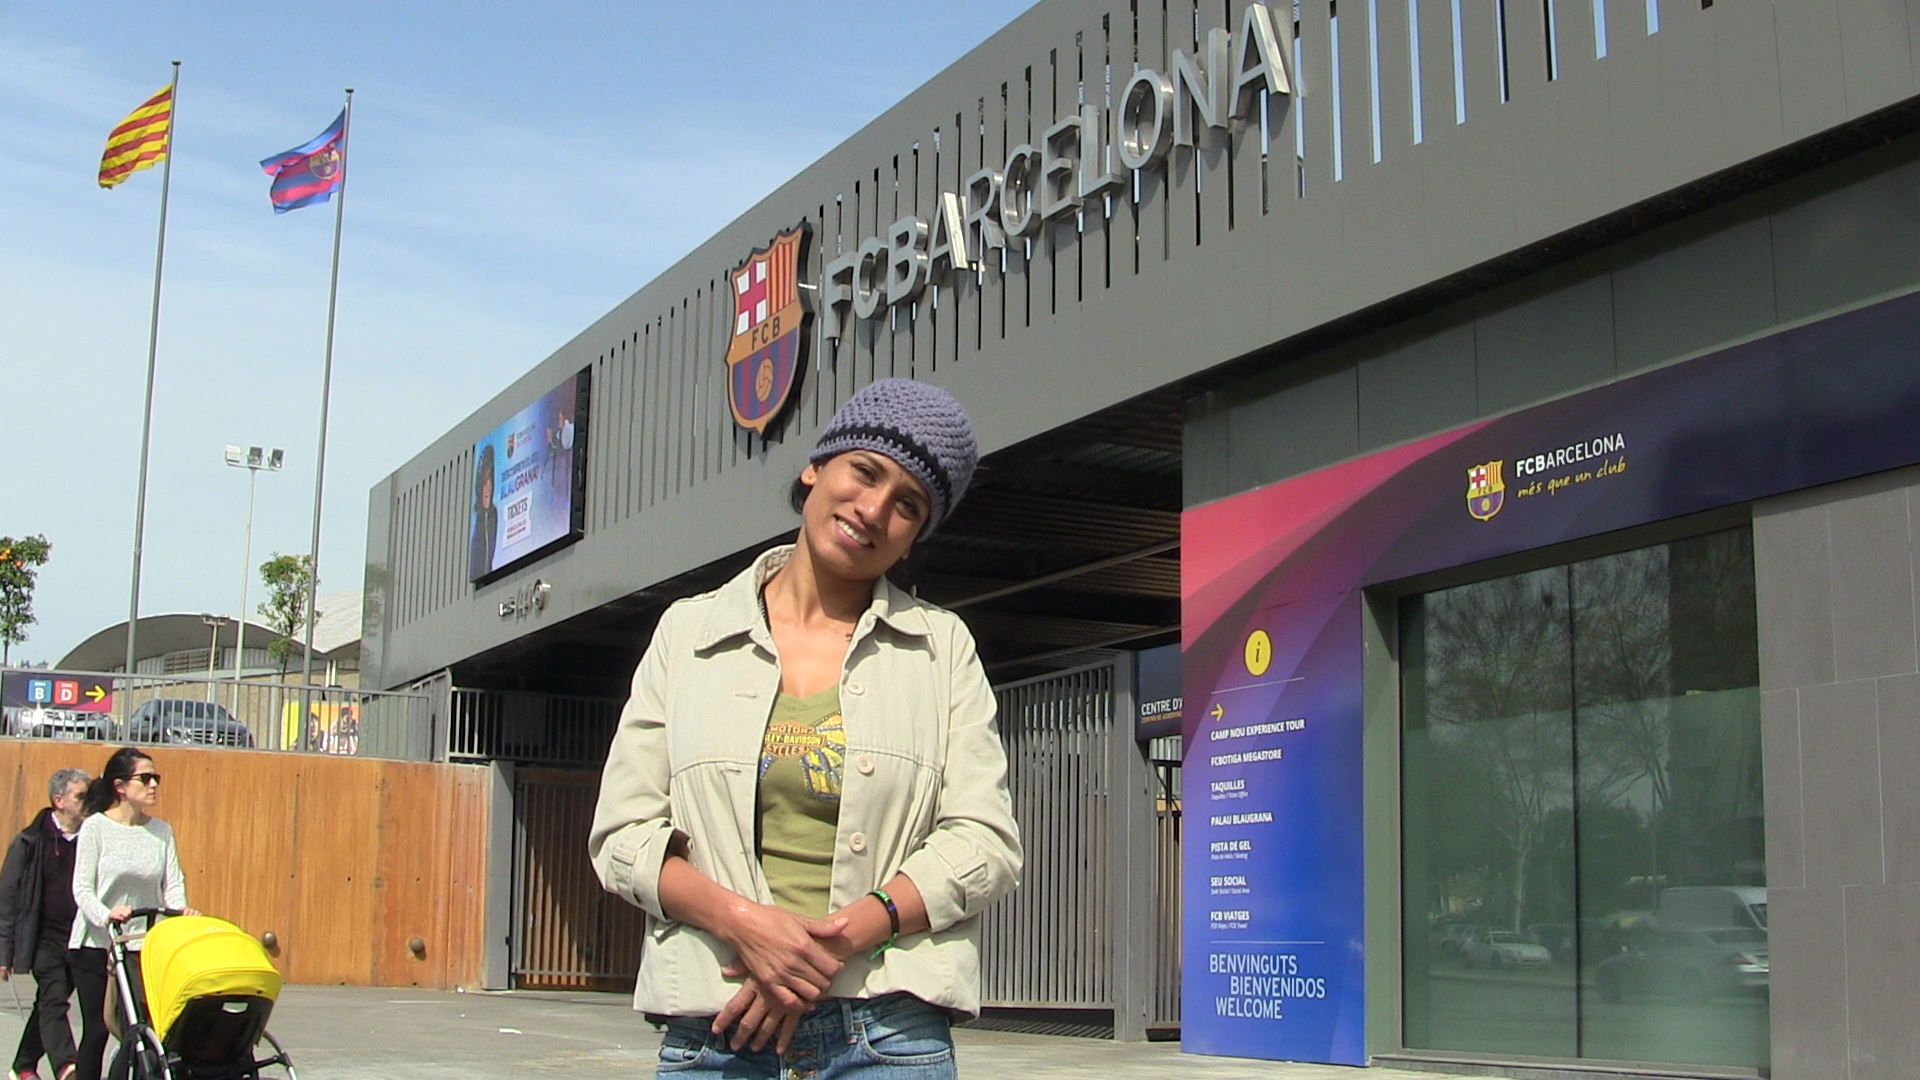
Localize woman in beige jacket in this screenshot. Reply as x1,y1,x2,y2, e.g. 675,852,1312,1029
591,379,1022,1079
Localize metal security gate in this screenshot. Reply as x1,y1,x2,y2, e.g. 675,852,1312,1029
510,768,646,988
452,690,621,766
980,662,1118,1009
978,658,1184,1037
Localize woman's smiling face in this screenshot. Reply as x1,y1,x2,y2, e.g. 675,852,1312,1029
797,450,930,581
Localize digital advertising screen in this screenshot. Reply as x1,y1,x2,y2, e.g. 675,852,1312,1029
468,368,590,583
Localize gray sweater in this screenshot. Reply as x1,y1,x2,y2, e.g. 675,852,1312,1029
68,814,186,951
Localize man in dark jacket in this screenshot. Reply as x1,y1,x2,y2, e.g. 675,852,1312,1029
0,768,89,1080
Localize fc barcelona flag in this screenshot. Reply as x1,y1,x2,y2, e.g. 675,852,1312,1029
98,84,174,189
259,110,346,214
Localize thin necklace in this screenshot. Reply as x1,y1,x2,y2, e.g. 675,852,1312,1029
760,587,854,640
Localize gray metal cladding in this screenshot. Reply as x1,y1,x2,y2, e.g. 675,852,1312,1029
370,0,1920,688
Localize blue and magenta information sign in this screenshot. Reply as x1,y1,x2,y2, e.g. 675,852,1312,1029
1181,288,1920,1062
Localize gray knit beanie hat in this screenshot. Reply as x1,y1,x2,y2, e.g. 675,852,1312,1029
810,378,978,532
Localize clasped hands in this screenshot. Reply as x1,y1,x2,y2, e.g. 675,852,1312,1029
710,899,861,1054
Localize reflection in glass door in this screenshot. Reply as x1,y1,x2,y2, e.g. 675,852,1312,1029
1401,527,1767,1069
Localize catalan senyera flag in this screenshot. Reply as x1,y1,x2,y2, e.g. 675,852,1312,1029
98,84,174,189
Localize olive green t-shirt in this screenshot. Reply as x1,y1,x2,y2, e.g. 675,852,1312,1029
756,686,844,917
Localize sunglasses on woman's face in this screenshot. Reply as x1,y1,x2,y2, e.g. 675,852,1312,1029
126,773,161,786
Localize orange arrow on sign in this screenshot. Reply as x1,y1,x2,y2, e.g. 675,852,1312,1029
1210,703,1225,722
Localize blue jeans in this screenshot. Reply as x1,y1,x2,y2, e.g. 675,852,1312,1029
656,993,955,1079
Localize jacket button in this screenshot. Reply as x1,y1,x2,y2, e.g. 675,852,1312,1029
848,832,868,854
855,755,875,775
846,681,865,696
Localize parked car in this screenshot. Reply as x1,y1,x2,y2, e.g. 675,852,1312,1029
1437,923,1484,957
1462,930,1552,969
1595,927,1770,1004
1527,922,1576,962
9,706,114,741
126,699,254,748
1657,886,1767,932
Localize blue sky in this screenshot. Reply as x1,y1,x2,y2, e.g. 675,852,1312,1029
1,1,1036,663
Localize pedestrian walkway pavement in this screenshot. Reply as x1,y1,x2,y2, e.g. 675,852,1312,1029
0,983,1478,1078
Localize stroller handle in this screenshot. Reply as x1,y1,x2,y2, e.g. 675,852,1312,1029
109,908,186,943
119,907,186,925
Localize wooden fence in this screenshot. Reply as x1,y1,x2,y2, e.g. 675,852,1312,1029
0,739,494,989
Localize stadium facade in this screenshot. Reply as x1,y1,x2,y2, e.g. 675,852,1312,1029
366,2,1920,1075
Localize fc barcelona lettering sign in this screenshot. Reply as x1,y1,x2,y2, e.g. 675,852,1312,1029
725,224,812,433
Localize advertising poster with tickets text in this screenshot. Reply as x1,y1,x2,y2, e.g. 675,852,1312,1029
469,370,588,583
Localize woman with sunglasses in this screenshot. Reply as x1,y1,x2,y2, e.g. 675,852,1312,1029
67,748,194,1080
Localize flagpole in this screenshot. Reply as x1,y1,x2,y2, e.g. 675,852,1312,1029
122,59,181,715
297,88,351,746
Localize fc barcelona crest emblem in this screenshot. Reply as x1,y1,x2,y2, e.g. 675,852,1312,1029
1466,460,1505,521
725,223,812,434
308,147,341,180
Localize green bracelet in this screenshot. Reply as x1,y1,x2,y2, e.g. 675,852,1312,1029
868,888,900,959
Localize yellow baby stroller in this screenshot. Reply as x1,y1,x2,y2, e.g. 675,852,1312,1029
108,909,296,1080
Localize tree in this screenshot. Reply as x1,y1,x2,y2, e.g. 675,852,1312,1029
257,553,316,675
1424,568,1574,932
0,535,52,666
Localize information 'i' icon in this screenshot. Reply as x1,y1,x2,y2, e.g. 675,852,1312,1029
1244,629,1272,677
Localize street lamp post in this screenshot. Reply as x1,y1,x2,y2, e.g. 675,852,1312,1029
225,445,284,712
199,614,230,703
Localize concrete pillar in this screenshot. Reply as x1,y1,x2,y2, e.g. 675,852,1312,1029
1754,465,1920,1078
481,759,516,990
1106,651,1158,1042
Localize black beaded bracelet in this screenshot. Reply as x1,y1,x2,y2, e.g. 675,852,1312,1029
868,888,900,959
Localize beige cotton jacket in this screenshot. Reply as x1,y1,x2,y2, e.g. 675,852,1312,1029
589,546,1023,1018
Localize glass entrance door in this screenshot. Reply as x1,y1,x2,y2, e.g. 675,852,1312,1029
1401,526,1768,1068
